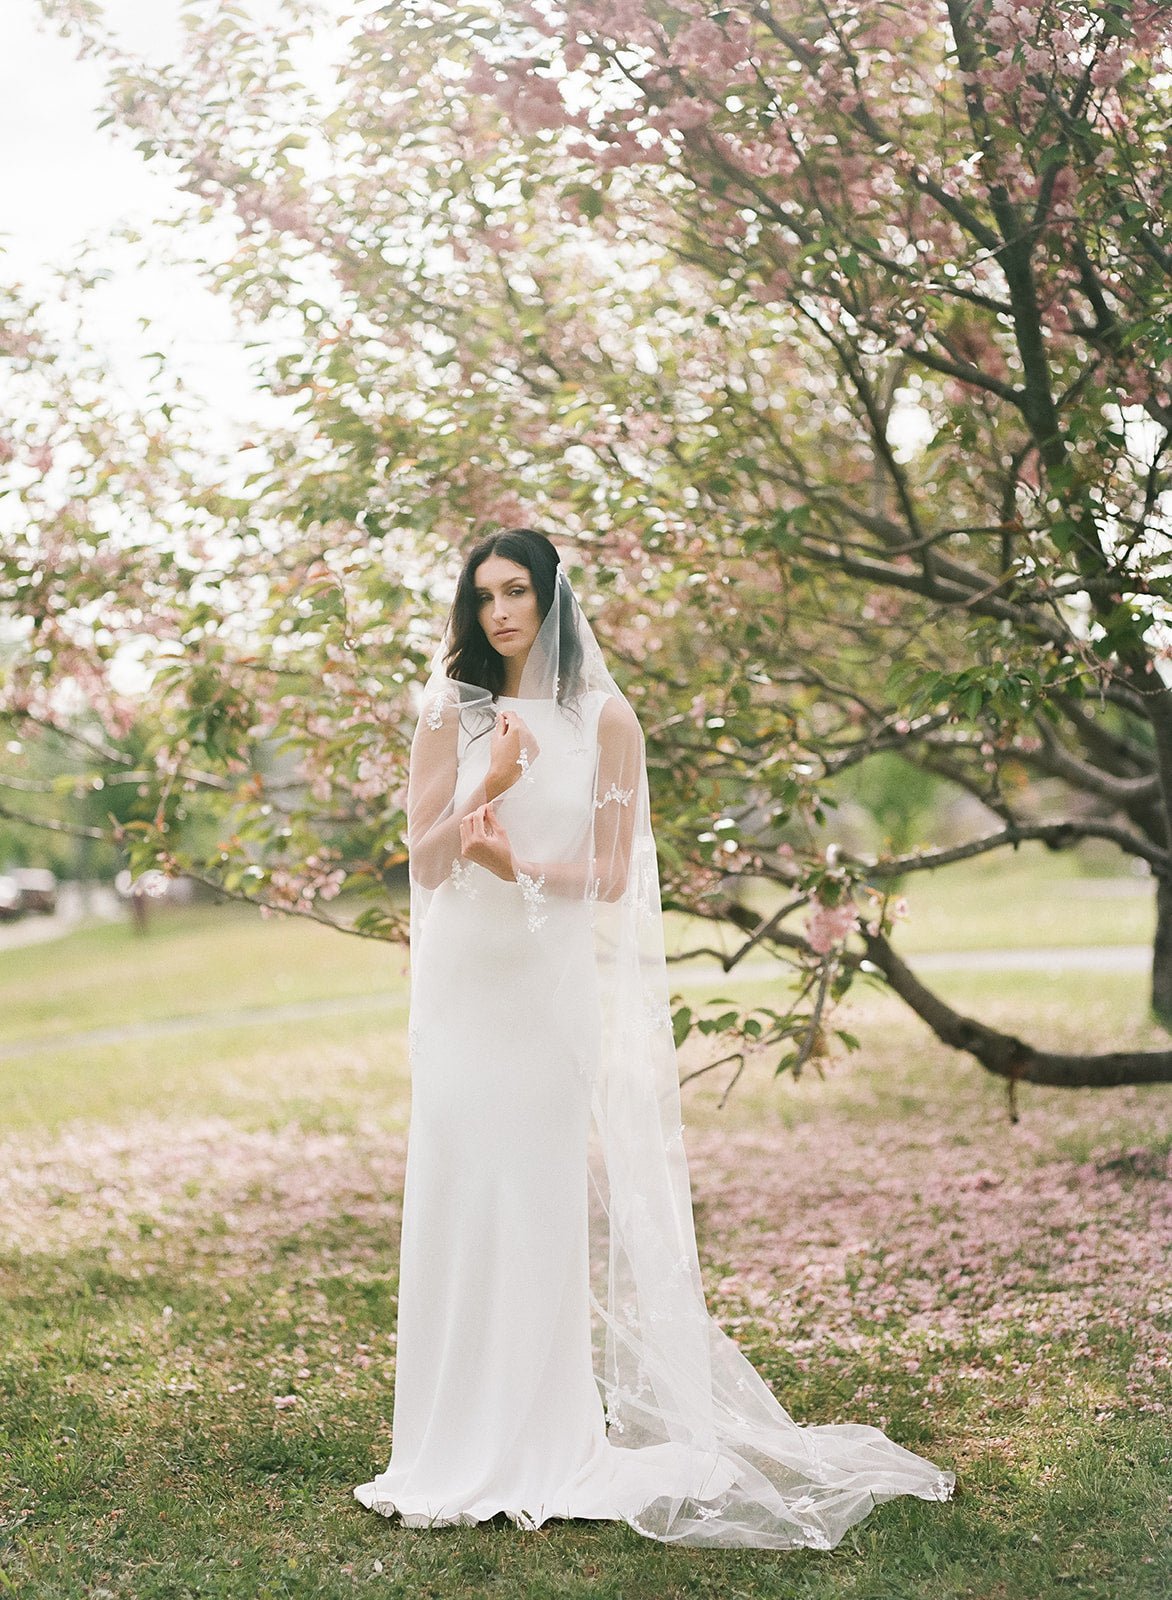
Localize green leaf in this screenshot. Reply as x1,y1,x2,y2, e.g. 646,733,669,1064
672,1005,693,1049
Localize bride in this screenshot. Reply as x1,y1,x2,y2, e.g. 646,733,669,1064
354,528,955,1546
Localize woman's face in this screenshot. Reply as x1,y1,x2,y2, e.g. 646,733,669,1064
473,555,542,660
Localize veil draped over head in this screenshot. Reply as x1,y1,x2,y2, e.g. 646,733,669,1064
404,558,955,1548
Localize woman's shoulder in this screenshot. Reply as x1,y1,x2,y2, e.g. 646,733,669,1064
593,692,642,742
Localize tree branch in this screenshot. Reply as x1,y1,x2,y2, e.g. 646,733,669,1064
848,818,1169,880
861,928,1172,1090
0,802,110,842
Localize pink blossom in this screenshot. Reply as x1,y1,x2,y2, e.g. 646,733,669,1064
492,64,581,135
862,591,902,625
1091,51,1126,89
463,57,500,97
478,225,519,254
668,16,753,88
650,96,715,133
573,0,662,51
805,898,860,954
0,326,35,359
353,749,398,803
715,132,793,179
514,2,559,38
1022,43,1052,73
987,61,1025,94
594,129,669,169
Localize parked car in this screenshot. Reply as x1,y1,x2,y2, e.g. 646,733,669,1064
12,867,58,914
0,877,21,921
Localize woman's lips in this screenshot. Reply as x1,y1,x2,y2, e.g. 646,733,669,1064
494,629,517,640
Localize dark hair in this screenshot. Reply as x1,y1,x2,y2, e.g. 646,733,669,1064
444,527,583,702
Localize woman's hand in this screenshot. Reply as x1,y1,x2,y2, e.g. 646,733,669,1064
458,802,516,881
486,712,540,800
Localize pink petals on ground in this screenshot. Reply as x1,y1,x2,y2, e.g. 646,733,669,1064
686,1096,1171,1419
0,1081,1167,1424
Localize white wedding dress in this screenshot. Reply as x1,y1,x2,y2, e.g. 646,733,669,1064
355,692,721,1524
354,572,955,1546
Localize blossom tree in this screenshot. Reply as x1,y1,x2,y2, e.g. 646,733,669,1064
7,0,1172,1097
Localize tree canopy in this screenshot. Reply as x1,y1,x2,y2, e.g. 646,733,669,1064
4,0,1172,1096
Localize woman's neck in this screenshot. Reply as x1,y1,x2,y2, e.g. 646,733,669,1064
500,650,529,697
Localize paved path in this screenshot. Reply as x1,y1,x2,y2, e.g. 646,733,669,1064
0,991,401,1061
0,885,121,953
0,943,1151,1063
911,945,1149,974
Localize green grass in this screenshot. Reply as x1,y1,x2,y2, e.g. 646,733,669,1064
891,844,1155,954
1,884,1170,1599
0,906,404,1047
664,843,1155,970
0,844,1154,1054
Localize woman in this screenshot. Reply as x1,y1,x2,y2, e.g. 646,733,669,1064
354,529,955,1546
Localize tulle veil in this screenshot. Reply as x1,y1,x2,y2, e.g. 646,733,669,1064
404,557,956,1548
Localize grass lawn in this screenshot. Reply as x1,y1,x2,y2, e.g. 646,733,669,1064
1,873,1170,1599
663,843,1157,968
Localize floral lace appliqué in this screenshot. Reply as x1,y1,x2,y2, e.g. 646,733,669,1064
625,835,659,923
669,1251,694,1284
450,858,480,898
644,998,673,1034
424,687,457,731
516,870,548,932
516,744,536,786
595,782,634,810
787,1492,834,1547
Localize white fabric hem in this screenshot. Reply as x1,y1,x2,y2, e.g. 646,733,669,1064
354,1481,633,1532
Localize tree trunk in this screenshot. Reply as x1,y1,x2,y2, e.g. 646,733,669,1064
1152,877,1172,1029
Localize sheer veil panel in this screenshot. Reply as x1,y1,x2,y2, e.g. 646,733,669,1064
392,563,955,1548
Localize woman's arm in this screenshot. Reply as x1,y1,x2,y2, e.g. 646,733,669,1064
408,700,537,891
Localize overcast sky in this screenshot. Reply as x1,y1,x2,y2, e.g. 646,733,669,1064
2,1,268,434
3,1,940,464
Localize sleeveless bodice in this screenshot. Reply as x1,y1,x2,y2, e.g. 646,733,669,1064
451,691,607,870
